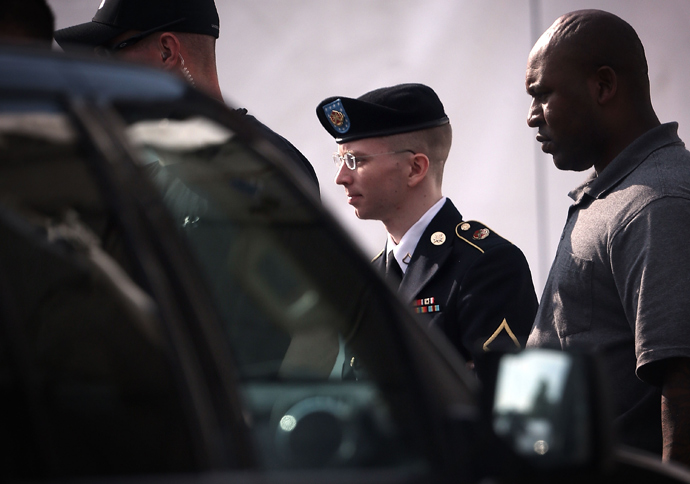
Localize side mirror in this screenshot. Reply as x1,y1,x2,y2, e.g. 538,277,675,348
478,349,614,477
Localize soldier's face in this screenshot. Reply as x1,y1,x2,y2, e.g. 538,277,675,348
334,137,410,223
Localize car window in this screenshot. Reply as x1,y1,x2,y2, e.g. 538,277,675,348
0,101,198,479
123,111,433,472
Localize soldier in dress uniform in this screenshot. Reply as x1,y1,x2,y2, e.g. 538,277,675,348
316,83,538,376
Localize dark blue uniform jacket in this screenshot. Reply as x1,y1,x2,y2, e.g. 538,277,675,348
372,199,538,364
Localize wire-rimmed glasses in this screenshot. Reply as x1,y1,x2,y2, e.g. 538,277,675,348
333,149,415,170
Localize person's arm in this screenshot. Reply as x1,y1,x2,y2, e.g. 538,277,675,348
457,242,538,360
662,357,690,465
610,198,690,463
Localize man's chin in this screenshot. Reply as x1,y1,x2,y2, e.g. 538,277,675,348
353,208,373,220
552,154,594,172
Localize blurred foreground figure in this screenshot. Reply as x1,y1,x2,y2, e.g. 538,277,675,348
525,9,690,465
0,0,54,47
54,0,319,193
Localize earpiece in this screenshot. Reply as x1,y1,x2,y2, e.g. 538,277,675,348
178,54,196,87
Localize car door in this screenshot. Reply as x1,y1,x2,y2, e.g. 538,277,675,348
0,93,233,478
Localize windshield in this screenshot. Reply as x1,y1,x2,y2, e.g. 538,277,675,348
127,116,343,377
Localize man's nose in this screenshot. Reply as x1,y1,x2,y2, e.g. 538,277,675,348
334,161,352,185
527,100,543,128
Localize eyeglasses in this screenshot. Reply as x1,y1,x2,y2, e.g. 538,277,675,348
94,18,186,57
333,149,415,171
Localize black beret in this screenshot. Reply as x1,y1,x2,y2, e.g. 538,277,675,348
316,83,449,144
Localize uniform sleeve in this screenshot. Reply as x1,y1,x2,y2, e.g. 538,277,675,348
454,242,539,361
611,196,690,386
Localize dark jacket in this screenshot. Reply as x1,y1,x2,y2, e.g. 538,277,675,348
373,199,538,364
239,110,320,195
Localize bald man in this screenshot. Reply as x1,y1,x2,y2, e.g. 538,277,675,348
525,9,690,465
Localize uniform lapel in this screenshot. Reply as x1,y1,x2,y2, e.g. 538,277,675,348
372,250,385,273
399,200,460,303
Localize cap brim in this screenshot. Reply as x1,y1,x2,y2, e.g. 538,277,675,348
54,22,126,51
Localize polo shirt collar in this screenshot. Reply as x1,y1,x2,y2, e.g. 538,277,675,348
569,122,681,204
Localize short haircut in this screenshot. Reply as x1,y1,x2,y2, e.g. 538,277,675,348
175,32,217,65
385,123,453,184
0,0,55,45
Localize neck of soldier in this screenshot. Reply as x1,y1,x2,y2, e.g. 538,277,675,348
195,74,223,102
383,185,443,244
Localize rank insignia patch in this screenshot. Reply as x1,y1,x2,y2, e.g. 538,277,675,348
322,99,351,134
473,228,490,240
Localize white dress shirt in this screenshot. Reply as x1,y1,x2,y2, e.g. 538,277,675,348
386,196,446,274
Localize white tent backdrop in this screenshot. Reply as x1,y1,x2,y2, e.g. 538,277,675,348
48,0,690,297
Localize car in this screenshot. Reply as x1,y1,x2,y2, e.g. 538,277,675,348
0,45,688,484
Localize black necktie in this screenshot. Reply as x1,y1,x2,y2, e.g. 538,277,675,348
386,250,403,286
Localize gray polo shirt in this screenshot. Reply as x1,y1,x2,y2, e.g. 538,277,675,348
528,122,690,454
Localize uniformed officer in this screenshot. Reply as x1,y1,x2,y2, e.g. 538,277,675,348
316,83,538,375
54,0,319,195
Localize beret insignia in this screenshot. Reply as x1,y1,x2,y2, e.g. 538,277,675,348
322,99,350,134
330,110,344,126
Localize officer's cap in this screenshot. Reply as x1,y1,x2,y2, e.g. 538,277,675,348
316,83,449,144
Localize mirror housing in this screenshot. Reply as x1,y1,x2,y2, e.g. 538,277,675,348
473,348,615,480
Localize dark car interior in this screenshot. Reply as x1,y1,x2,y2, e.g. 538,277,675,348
0,101,199,478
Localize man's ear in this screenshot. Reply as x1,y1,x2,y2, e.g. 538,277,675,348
408,153,430,187
157,32,181,70
594,66,617,105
